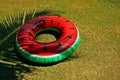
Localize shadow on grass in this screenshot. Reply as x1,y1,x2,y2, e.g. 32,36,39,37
0,31,32,80
0,9,51,80
0,63,31,80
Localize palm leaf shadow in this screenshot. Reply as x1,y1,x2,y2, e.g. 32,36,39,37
0,62,32,80
0,9,50,62
0,9,50,80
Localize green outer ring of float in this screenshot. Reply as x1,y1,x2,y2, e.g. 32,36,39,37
15,28,80,64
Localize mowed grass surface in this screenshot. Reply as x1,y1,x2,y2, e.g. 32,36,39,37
0,0,120,80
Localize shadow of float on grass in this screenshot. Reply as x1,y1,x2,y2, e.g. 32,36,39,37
0,9,52,80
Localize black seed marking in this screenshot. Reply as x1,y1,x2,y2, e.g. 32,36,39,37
51,20,53,24
30,28,36,32
35,23,40,27
43,20,45,24
61,27,64,31
20,36,26,40
67,35,72,39
69,27,74,30
19,28,26,32
58,42,62,47
66,20,70,22
31,27,34,30
20,38,25,40
43,46,47,51
57,22,60,27
28,32,34,37
29,43,33,48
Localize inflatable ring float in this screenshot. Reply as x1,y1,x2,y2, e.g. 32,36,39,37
16,15,80,64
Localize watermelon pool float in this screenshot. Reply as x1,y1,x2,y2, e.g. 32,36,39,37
15,15,80,64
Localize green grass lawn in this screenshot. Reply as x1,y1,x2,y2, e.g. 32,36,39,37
0,0,120,80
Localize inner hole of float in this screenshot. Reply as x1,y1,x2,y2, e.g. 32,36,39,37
35,28,61,43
